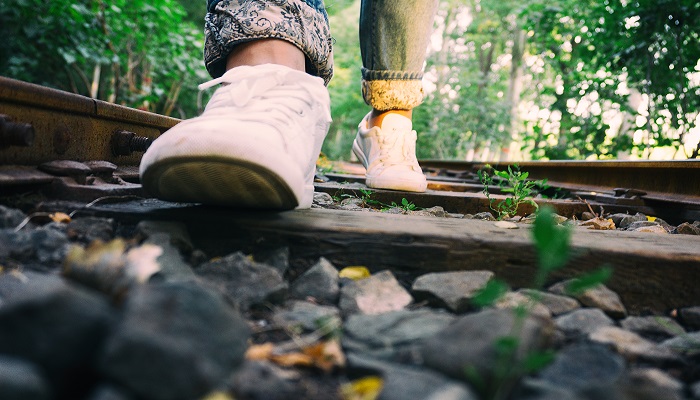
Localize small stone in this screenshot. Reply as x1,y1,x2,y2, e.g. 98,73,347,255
87,385,134,400
691,381,700,399
622,368,684,400
100,281,249,400
312,192,334,206
196,252,287,311
0,226,69,268
581,211,597,221
555,308,614,338
633,225,668,234
625,220,659,230
230,361,304,400
679,306,700,330
473,212,496,221
660,331,700,356
339,270,413,316
589,326,681,364
135,221,194,254
0,205,26,229
423,206,447,217
347,354,478,400
253,247,290,276
343,309,455,363
411,271,493,313
421,309,553,392
676,222,700,235
446,213,465,219
494,221,519,229
0,274,115,397
66,217,115,243
383,207,404,214
612,213,647,229
549,280,627,319
272,300,341,332
538,343,625,391
494,291,551,318
340,197,364,207
620,316,685,341
144,233,195,282
518,289,580,316
0,356,50,400
289,257,339,304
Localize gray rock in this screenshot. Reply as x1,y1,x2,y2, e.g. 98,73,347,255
289,257,339,304
632,225,669,234
611,213,647,229
100,281,249,400
680,306,700,330
620,316,685,341
144,233,195,282
0,274,114,397
340,197,364,207
549,281,627,319
87,385,134,400
339,270,412,316
253,247,290,276
313,191,334,206
589,326,681,364
473,212,496,221
538,343,625,391
0,226,69,268
230,360,304,400
581,212,597,221
676,222,700,235
272,300,341,332
620,368,684,400
343,309,455,363
691,381,700,399
660,331,700,356
135,220,193,253
626,221,661,230
515,379,581,400
555,308,614,338
408,206,447,218
347,354,478,400
421,309,553,392
446,213,465,219
494,291,552,318
196,252,287,311
518,289,580,316
65,217,115,243
0,205,26,229
0,356,50,400
411,271,493,313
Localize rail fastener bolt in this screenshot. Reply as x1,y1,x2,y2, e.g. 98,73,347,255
0,114,35,148
111,130,153,156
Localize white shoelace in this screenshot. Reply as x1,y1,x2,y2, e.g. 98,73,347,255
376,128,419,169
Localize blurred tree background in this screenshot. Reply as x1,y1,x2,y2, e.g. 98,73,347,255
1,0,698,160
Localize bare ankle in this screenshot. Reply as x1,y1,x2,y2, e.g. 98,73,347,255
369,109,413,128
225,39,306,73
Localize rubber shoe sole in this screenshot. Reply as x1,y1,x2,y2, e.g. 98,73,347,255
141,155,299,209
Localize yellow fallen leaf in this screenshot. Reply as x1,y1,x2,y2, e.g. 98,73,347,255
270,352,315,368
49,212,71,223
580,218,615,230
340,376,384,400
301,339,346,373
646,216,657,222
245,343,274,361
339,266,371,280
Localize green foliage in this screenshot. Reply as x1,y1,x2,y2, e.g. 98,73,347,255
472,280,510,308
389,198,418,212
478,165,548,219
564,266,613,296
0,0,206,118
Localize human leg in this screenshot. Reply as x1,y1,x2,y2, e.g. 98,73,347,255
139,0,333,209
353,0,439,192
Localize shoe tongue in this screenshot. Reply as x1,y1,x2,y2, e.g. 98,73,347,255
380,114,412,132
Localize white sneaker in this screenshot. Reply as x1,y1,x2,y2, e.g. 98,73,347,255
139,64,331,209
352,113,427,192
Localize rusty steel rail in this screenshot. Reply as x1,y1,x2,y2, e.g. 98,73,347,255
0,76,179,166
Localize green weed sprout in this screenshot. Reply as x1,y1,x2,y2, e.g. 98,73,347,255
478,165,548,220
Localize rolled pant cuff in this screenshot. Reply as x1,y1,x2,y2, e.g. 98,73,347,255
204,0,333,85
361,78,425,111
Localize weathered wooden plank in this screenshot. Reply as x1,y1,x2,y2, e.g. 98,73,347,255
39,200,700,313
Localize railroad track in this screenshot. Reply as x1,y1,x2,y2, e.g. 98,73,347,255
1,76,699,313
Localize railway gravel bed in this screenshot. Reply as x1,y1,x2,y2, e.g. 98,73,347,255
1,197,699,400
